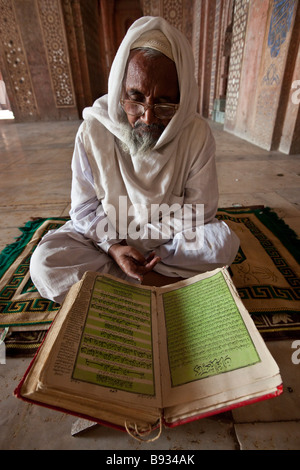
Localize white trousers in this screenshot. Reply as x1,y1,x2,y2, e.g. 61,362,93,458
30,220,239,304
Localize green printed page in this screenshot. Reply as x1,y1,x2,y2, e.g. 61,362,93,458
162,271,260,387
72,276,155,395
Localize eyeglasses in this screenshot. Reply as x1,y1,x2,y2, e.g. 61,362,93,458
120,99,179,120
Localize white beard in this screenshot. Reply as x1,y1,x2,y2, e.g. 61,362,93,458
118,116,165,157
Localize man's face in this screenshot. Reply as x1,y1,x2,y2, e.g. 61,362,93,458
122,50,180,147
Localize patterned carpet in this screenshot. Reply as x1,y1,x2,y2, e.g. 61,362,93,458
217,207,299,338
0,207,299,356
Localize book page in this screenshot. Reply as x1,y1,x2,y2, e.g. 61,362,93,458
31,273,162,411
157,269,264,406
71,276,157,396
162,271,260,386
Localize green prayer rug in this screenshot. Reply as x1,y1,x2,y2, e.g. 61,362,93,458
0,218,67,356
0,208,299,356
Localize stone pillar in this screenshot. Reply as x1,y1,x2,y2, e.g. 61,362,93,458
210,0,235,123
196,0,216,118
209,0,223,119
251,0,299,151
224,0,250,131
61,0,89,115
277,3,300,154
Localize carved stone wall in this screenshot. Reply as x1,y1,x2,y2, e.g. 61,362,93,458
0,0,38,119
224,0,300,153
142,0,194,43
253,0,298,150
197,0,216,117
224,0,249,125
0,0,299,153
37,0,75,108
0,0,78,121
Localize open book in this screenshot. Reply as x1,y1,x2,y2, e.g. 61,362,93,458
15,267,282,439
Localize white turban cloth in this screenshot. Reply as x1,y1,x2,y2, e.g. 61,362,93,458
81,16,217,235
130,29,174,61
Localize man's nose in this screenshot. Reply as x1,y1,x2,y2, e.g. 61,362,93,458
140,106,158,126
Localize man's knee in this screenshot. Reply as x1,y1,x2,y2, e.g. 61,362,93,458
29,240,53,289
29,238,66,303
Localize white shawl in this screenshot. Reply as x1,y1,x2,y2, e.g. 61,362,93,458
81,16,216,233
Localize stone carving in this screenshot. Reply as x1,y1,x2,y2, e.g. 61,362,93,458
37,0,75,107
0,0,37,118
225,0,249,122
162,0,183,31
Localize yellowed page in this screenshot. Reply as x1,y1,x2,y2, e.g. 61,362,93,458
71,275,157,396
21,272,162,412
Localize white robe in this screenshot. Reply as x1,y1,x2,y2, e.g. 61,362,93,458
30,117,239,303
30,17,239,303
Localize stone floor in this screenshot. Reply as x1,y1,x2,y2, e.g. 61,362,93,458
0,118,299,451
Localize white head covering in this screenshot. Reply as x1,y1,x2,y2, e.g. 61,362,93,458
81,16,200,234
83,16,198,147
130,29,174,61
106,16,198,145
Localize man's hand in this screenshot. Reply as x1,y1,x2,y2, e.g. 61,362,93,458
108,243,161,282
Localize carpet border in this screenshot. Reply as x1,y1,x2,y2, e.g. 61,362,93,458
217,206,299,263
0,217,69,279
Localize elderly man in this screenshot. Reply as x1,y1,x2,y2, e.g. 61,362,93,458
30,16,239,304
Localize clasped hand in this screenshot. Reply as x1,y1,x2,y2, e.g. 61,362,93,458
108,243,161,282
